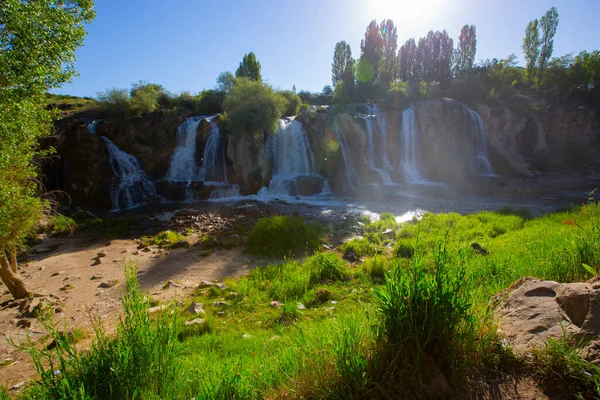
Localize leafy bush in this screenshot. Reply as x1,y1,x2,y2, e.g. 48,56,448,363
374,238,472,378
140,230,186,249
18,263,180,399
223,78,286,137
246,215,322,257
43,215,75,235
97,88,132,118
362,255,389,281
339,236,380,259
279,90,302,117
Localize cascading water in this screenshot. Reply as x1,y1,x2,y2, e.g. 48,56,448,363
371,105,394,176
363,106,393,185
400,106,426,183
463,106,495,176
261,118,319,196
101,137,156,211
166,117,203,183
332,121,358,190
199,116,228,184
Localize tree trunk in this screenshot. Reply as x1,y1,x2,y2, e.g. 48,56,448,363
9,248,17,273
0,251,31,299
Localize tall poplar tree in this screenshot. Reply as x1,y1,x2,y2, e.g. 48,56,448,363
538,7,559,82
523,19,541,84
235,52,262,82
379,19,398,86
332,41,353,87
455,24,477,75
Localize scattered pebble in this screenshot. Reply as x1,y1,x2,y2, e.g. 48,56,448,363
51,271,63,277
91,258,102,266
98,280,118,289
59,284,75,291
270,301,281,308
97,251,107,258
90,274,103,281
297,303,306,310
38,266,45,271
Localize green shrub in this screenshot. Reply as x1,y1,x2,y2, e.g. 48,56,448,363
140,230,186,249
44,215,75,235
246,215,322,257
299,102,310,112
18,262,180,399
374,238,472,379
97,88,132,118
223,78,286,137
362,255,389,281
340,236,380,259
279,90,302,117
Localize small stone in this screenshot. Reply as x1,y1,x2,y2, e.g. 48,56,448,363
270,301,281,308
186,302,205,315
97,250,107,258
91,258,102,266
184,318,205,326
297,303,306,310
16,319,31,329
242,333,251,339
216,283,227,290
147,305,168,315
142,247,151,253
11,381,27,390
137,243,146,249
51,271,63,277
132,250,139,256
38,266,45,271
227,292,239,299
98,280,118,289
90,274,103,280
59,284,75,291
330,300,338,304
164,280,181,289
54,306,64,313
212,301,227,307
200,280,215,288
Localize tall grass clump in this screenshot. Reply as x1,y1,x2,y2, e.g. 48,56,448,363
246,215,322,257
19,262,180,399
373,236,473,384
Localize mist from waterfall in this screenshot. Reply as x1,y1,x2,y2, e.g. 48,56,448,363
101,137,156,211
166,116,203,183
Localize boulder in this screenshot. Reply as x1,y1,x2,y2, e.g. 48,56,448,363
217,234,241,248
226,133,271,194
495,278,600,353
296,175,324,196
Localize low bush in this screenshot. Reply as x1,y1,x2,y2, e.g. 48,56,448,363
140,230,186,249
43,215,75,235
246,215,322,257
279,90,302,117
340,236,381,259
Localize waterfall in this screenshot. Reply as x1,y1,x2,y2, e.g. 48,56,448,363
371,105,394,176
166,117,203,183
461,105,494,176
332,121,358,191
101,137,156,211
261,118,319,196
363,106,393,184
199,116,228,184
400,106,425,183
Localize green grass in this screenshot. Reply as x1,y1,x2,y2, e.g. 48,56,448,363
246,215,323,257
14,203,600,399
140,230,187,249
43,215,76,235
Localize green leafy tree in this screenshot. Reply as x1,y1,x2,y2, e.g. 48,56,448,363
235,52,262,82
216,71,235,93
332,41,353,88
129,81,164,114
0,0,95,298
360,20,383,83
279,90,302,117
223,78,286,137
379,19,398,86
573,50,600,90
398,38,418,81
538,6,559,82
455,24,477,75
522,19,541,84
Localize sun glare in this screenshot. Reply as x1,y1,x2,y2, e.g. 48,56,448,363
367,0,445,31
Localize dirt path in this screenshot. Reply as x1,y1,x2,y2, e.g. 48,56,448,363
0,231,253,392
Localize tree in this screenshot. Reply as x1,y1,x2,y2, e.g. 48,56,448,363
332,41,353,87
455,25,477,75
522,19,540,84
379,19,398,86
538,7,559,82
398,38,418,81
0,0,95,298
235,52,262,82
216,71,235,93
279,90,302,117
223,78,286,137
360,20,383,83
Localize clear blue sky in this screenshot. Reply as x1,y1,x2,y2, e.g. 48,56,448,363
55,0,600,97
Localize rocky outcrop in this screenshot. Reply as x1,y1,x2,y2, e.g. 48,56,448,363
476,98,600,174
494,278,600,353
226,133,270,195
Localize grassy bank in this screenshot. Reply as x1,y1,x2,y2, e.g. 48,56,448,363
14,201,600,399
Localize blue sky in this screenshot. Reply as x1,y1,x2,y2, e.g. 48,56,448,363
56,0,600,97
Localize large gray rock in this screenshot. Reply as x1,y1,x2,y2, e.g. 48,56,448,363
495,278,600,352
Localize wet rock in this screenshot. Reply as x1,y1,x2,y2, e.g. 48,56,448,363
342,249,358,263
216,283,228,290
296,175,324,196
98,280,118,289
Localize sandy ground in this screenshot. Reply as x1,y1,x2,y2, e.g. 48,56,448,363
0,231,253,392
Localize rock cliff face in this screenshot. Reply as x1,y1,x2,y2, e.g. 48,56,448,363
226,133,271,195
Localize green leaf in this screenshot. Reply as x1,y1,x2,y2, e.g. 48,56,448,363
582,263,595,275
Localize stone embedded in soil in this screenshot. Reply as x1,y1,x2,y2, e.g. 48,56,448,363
98,280,118,289
90,274,103,280
186,302,205,315
216,283,227,290
184,318,205,326
51,271,63,277
97,251,107,258
91,258,102,266
59,284,75,291
212,301,227,307
164,280,181,289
